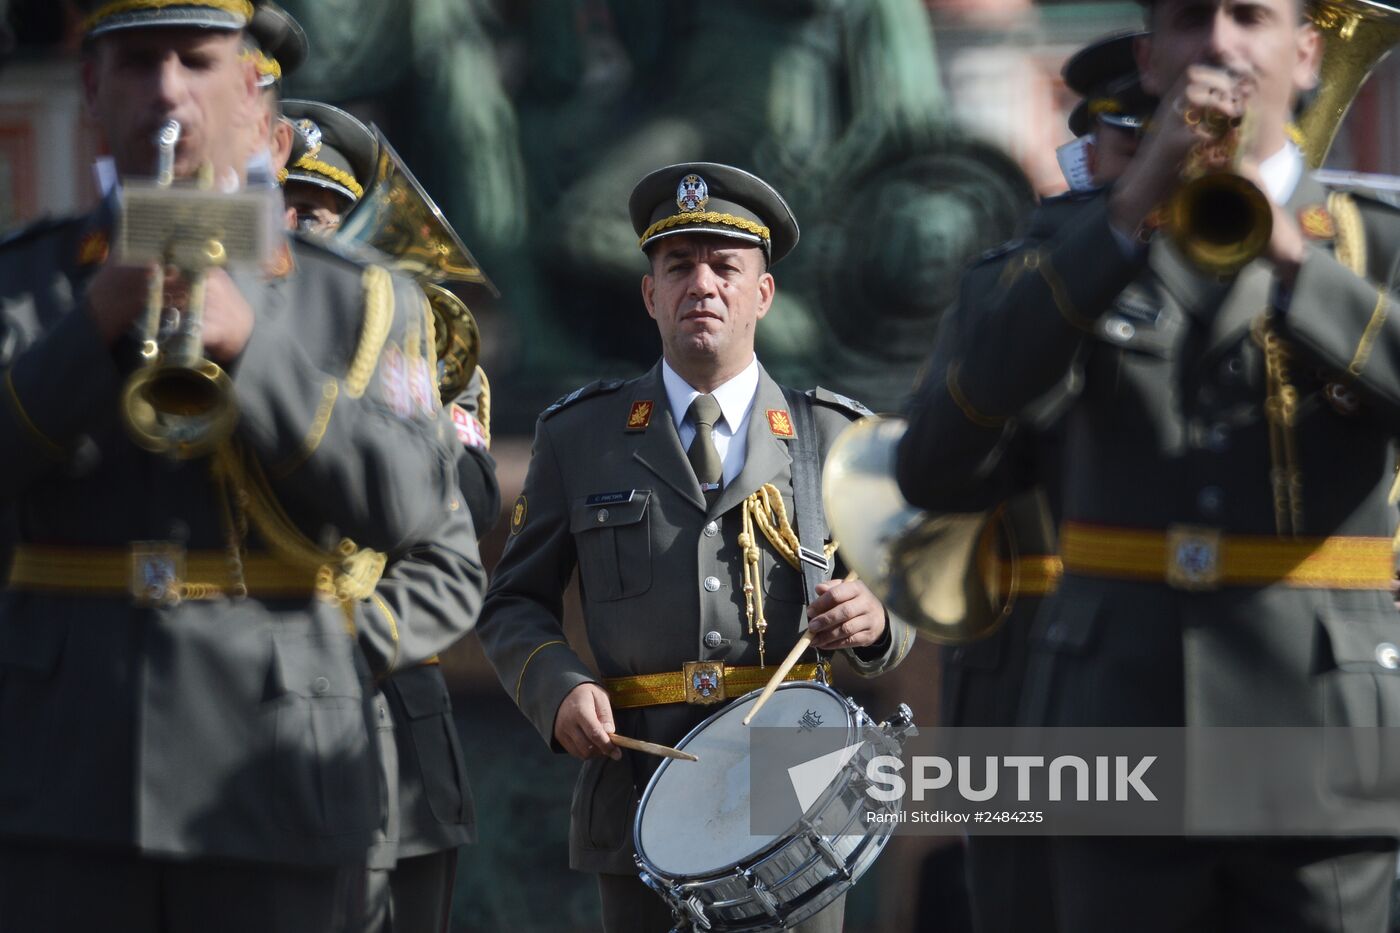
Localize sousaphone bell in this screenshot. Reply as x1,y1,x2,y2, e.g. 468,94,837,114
823,416,1010,644
335,130,496,400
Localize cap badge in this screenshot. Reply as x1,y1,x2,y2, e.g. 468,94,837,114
676,173,709,213
293,118,323,158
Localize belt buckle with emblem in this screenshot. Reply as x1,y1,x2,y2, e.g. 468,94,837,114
683,660,727,705
1165,525,1222,591
130,541,186,606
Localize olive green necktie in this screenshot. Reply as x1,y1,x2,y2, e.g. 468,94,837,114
686,393,723,496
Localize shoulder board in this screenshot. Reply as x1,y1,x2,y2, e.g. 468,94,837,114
807,387,873,419
540,379,626,420
291,231,394,268
973,237,1026,267
1339,186,1400,216
0,215,79,252
1039,185,1102,206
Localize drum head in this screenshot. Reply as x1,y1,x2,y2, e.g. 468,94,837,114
635,682,854,878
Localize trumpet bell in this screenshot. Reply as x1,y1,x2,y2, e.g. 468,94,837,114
121,359,238,459
1166,171,1274,277
425,283,481,401
823,415,1007,645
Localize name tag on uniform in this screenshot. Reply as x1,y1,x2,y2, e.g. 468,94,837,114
585,490,636,507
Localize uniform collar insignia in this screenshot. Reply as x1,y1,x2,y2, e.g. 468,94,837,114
77,229,109,266
766,408,795,438
1298,204,1335,240
267,241,295,279
627,399,654,431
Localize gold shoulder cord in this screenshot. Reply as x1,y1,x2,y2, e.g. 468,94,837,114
475,366,492,449
739,484,838,667
1253,192,1369,539
205,264,396,632
1253,316,1302,537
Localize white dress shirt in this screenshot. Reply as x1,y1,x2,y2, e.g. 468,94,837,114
662,356,760,487
1258,141,1303,206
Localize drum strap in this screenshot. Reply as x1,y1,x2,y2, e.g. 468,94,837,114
781,387,830,606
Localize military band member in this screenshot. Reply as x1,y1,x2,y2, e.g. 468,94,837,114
898,0,1400,928
245,0,304,180
278,97,501,933
1062,31,1154,188
932,34,1157,933
0,3,482,931
476,162,913,932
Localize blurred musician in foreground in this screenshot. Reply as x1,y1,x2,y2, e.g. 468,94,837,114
899,0,1400,928
278,96,500,933
0,2,483,930
931,32,1160,933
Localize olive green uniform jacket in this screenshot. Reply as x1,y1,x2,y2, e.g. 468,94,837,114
477,361,914,874
897,177,1400,830
0,207,475,867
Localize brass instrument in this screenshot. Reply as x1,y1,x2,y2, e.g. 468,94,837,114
118,121,271,458
1166,100,1274,277
336,130,495,400
1299,0,1400,169
823,416,1008,644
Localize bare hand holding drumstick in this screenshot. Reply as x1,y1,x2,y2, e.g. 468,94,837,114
744,572,879,725
554,683,696,762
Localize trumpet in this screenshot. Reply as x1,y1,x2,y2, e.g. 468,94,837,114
1165,102,1273,277
119,120,239,459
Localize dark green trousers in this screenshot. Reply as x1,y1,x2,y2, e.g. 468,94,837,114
1052,836,1397,932
0,839,363,933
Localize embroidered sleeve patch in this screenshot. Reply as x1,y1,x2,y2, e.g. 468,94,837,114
451,404,487,448
510,494,528,535
380,343,414,419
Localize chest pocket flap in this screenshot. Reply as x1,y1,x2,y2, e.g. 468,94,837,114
570,490,653,602
1095,285,1179,359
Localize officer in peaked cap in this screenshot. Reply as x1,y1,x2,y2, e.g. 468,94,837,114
277,94,501,933
477,161,912,932
1062,31,1155,189
242,1,306,184
246,0,306,91
0,2,486,930
281,99,378,234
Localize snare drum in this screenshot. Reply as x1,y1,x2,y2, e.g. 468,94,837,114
634,682,913,931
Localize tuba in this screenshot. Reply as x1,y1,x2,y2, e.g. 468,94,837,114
823,416,1009,644
1298,0,1400,169
335,130,495,401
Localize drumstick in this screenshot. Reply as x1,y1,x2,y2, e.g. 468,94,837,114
743,571,859,726
608,733,699,763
